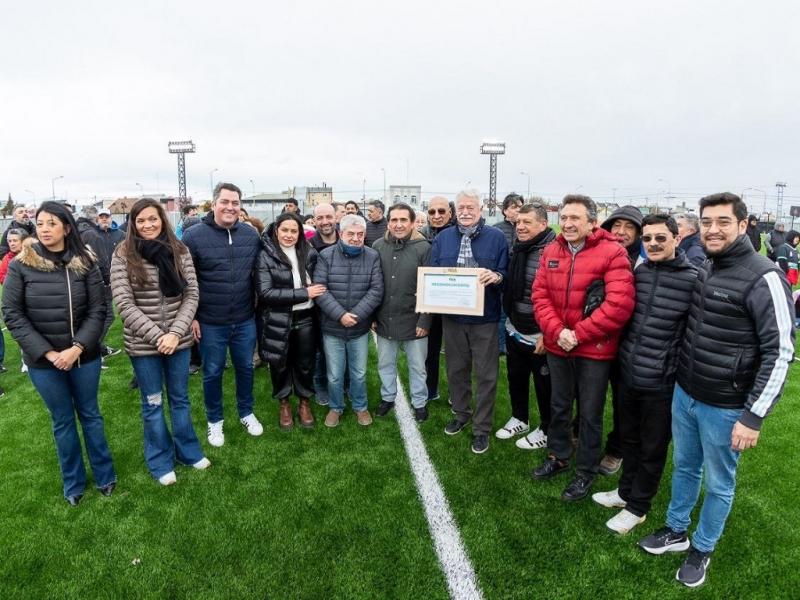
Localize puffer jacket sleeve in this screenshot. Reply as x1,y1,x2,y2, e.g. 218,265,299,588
416,244,433,330
1,262,54,361
350,252,384,321
0,253,12,284
313,250,347,322
110,252,167,346
72,262,107,350
255,250,311,306
532,251,565,344
573,245,635,344
169,252,199,337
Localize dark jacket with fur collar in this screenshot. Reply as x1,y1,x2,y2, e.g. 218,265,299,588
1,240,106,368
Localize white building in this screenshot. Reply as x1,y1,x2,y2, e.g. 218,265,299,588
388,185,422,207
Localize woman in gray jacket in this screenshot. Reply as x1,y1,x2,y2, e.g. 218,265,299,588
111,199,208,486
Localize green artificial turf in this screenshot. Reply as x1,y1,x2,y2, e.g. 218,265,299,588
1,291,798,599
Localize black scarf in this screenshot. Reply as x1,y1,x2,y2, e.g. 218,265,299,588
136,236,187,297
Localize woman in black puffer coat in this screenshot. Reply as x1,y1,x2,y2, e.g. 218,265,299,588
255,213,324,430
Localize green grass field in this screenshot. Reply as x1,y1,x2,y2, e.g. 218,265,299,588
1,314,798,599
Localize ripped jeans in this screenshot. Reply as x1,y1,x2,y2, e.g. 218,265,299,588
130,348,204,479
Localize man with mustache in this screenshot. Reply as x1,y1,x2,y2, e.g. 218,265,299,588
592,214,696,535
638,192,794,588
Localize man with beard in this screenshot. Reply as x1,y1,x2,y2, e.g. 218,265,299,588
638,193,794,588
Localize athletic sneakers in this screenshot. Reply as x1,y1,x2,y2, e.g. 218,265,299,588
192,457,211,470
414,406,429,422
516,427,547,450
102,345,122,357
606,509,646,535
207,421,225,447
592,488,626,508
676,547,711,588
240,413,264,436
531,454,570,480
471,434,489,454
376,401,395,417
495,417,529,440
599,454,623,475
444,419,468,435
638,526,691,555
158,471,177,486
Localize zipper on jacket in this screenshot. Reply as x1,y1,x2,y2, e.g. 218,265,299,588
632,264,659,366
563,249,577,324
686,264,709,384
65,267,80,368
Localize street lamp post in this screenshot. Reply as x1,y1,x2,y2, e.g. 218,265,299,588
51,176,64,201
209,168,218,197
520,171,531,200
381,168,386,204
362,178,366,211
743,187,767,217
658,178,672,213
249,179,256,208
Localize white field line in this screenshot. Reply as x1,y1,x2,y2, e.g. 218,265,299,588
392,373,484,599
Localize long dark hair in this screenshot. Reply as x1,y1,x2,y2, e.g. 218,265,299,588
118,198,187,286
35,201,95,265
269,212,311,285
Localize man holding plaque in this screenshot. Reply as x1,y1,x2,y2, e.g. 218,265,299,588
429,190,509,454
531,194,635,501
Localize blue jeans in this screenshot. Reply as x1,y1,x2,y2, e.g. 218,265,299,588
131,349,204,479
666,384,743,553
323,333,369,413
199,318,256,423
28,358,116,498
376,335,428,409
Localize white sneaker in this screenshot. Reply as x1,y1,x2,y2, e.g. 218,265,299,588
207,421,225,447
606,508,646,534
192,457,211,470
592,488,626,508
240,413,264,437
495,417,529,440
21,362,28,373
515,427,547,450
158,471,177,486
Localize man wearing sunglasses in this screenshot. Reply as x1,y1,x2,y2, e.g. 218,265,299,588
638,193,794,588
592,214,696,536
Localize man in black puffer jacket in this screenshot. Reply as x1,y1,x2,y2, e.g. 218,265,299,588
496,203,555,451
314,214,384,427
183,183,263,447
592,214,697,536
639,193,795,588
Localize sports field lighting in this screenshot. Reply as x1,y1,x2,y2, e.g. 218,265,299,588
480,140,505,216
168,140,196,207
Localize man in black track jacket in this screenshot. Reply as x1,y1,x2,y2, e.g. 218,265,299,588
638,193,795,588
592,214,697,536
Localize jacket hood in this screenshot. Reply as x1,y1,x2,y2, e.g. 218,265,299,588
16,238,94,275
601,205,644,232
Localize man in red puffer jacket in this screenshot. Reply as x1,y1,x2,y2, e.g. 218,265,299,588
531,194,635,501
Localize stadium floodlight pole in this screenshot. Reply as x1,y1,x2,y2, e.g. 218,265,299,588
168,140,196,209
480,140,505,216
775,181,787,222
520,171,531,200
51,175,64,200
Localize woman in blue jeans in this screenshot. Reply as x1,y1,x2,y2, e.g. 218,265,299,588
111,198,207,486
2,202,116,506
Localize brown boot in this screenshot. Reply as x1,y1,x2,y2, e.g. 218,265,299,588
298,398,315,428
279,399,293,431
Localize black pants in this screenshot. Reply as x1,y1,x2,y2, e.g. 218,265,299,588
425,315,443,399
618,386,672,517
505,334,552,433
547,354,611,477
603,360,624,458
269,311,317,400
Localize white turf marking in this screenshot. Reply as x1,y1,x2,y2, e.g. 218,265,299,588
392,374,484,600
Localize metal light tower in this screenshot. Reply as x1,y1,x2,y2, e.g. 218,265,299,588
775,181,787,222
168,140,196,207
480,140,505,216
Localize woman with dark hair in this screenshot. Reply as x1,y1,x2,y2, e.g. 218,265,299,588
110,198,208,485
255,212,325,430
746,214,761,252
2,201,116,505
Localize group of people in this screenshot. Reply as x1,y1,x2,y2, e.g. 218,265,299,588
0,182,795,589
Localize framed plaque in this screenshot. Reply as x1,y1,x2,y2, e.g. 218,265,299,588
415,267,486,316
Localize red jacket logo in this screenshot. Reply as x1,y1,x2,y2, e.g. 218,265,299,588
548,260,559,268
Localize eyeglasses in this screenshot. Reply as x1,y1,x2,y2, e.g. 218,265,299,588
700,218,740,229
428,208,448,215
641,234,670,243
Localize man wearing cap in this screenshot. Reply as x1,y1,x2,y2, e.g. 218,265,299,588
597,205,644,476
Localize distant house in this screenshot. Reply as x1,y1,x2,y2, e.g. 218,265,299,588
389,185,422,206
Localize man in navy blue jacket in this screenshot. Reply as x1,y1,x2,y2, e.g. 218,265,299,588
429,190,509,454
183,183,262,448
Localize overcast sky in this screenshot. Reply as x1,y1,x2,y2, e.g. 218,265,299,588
2,0,799,211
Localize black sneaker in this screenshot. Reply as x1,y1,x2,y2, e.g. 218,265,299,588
99,482,116,497
471,434,489,454
414,406,428,422
376,400,395,417
676,546,711,588
531,454,570,480
102,346,122,357
638,526,690,555
561,474,595,501
444,418,468,435
188,364,201,375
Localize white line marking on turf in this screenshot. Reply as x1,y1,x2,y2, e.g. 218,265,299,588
393,374,484,600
